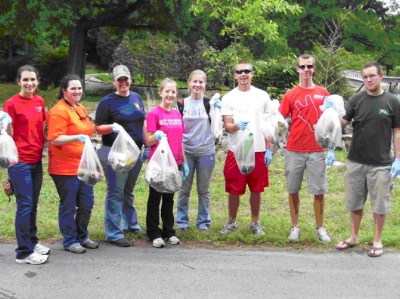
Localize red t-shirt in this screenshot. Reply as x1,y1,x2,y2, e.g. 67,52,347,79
279,85,329,152
3,94,46,163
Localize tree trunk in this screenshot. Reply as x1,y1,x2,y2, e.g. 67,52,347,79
67,20,89,89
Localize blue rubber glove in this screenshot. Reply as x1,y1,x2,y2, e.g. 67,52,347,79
324,97,337,111
213,98,222,109
264,149,272,166
182,162,189,181
142,147,150,162
390,158,400,179
76,134,88,143
326,149,335,166
236,121,249,131
155,130,166,141
0,111,12,124
112,123,123,133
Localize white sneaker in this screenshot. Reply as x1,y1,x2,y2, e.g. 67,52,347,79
16,251,49,265
34,243,51,255
152,238,165,248
316,227,331,243
168,236,180,245
288,226,301,241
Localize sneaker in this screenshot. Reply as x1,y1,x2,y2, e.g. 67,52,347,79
249,221,265,235
198,227,210,233
177,227,188,232
81,239,99,249
66,244,86,254
168,236,180,245
288,226,301,241
316,227,331,243
152,238,165,248
34,243,51,255
16,252,49,265
219,221,238,235
110,238,132,247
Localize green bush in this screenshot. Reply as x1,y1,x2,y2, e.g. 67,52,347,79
252,61,298,100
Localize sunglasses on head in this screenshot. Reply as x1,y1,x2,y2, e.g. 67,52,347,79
298,65,314,70
235,69,252,74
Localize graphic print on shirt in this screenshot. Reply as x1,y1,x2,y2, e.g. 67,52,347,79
183,100,208,143
294,94,321,132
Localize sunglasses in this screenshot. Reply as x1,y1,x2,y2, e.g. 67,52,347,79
75,108,88,121
117,77,130,82
235,69,252,74
298,65,314,70
64,99,89,121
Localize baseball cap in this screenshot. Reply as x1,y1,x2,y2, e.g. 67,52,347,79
112,65,131,80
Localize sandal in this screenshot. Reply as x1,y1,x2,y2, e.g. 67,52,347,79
335,240,358,251
367,246,383,257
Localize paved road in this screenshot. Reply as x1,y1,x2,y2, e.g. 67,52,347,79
0,242,399,299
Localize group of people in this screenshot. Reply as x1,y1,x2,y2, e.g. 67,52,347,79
2,54,399,265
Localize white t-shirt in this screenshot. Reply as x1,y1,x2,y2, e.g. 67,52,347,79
221,86,271,152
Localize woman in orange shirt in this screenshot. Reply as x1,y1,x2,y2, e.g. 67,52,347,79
47,74,98,254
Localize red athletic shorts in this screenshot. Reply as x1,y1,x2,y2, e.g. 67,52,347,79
223,151,269,195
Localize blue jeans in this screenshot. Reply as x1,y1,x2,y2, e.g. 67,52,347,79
50,175,94,249
176,153,215,230
98,145,143,242
8,161,43,259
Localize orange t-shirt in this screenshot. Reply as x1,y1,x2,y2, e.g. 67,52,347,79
47,99,94,175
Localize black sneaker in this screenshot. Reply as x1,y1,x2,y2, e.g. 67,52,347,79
110,238,132,247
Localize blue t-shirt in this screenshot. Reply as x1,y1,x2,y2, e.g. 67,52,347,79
95,92,146,148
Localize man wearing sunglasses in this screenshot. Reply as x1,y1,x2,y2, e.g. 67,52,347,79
220,61,272,236
279,54,332,243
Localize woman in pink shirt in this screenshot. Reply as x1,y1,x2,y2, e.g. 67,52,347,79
144,78,189,248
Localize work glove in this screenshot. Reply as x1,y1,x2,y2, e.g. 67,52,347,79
76,134,88,143
264,149,273,166
214,98,222,109
112,123,123,134
236,121,249,131
326,149,335,166
324,97,337,111
141,147,150,162
211,93,222,109
390,158,400,179
155,130,166,141
0,111,12,125
182,161,189,181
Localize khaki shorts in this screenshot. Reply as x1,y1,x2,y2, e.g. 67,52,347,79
344,160,392,214
284,150,327,195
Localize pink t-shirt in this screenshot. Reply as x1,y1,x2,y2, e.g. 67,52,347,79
146,105,185,165
279,85,329,152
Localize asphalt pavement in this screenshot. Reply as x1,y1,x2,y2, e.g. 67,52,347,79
0,241,399,299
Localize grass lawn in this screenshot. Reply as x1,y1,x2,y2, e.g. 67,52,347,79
1,148,400,251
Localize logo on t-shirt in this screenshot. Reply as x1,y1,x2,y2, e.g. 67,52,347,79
378,108,389,116
159,119,182,126
36,106,42,112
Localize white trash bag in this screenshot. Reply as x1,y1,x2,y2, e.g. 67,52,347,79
145,137,182,193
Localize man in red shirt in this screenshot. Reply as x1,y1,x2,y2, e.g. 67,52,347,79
279,54,332,243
